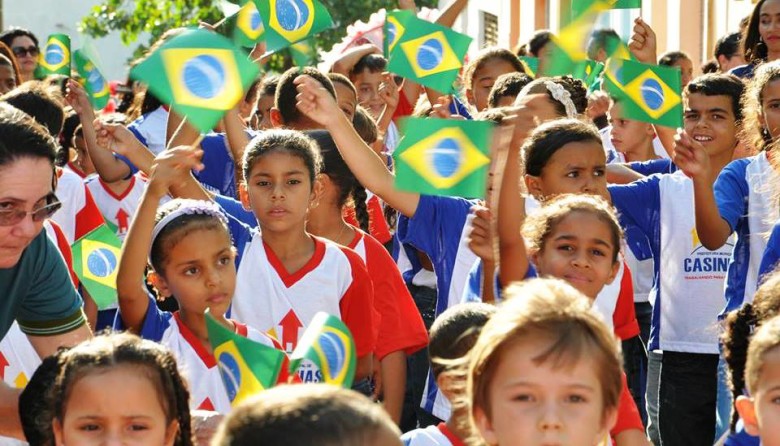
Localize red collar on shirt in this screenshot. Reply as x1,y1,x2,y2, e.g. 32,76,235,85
99,175,137,201
262,236,326,288
437,423,466,446
347,226,362,249
173,312,247,368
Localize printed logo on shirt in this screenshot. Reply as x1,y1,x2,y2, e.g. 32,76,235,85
683,228,732,279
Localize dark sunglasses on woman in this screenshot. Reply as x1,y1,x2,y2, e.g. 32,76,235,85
0,193,62,226
11,45,38,57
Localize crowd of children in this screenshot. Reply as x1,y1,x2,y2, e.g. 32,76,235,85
7,0,780,445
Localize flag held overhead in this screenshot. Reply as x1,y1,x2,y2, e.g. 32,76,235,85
36,34,71,77
130,28,259,133
386,16,471,93
384,9,414,57
604,58,683,128
74,50,110,110
393,118,493,199
253,0,334,52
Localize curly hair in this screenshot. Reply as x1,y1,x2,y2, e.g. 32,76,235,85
740,61,780,152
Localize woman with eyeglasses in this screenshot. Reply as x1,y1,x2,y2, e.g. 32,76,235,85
0,103,90,439
0,27,37,83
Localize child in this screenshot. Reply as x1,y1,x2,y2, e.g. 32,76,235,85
659,51,694,87
468,278,622,446
607,98,660,162
84,171,146,240
211,384,401,446
115,147,288,412
674,61,780,318
327,72,358,121
722,270,780,445
610,73,744,446
734,314,780,444
51,333,193,446
487,72,532,109
462,47,526,112
251,74,278,131
402,303,496,445
170,130,377,387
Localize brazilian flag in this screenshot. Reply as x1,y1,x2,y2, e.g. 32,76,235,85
393,118,493,199
71,224,122,310
289,38,317,66
253,0,334,53
130,28,260,133
222,1,265,48
73,50,110,110
572,0,642,20
604,58,682,128
384,9,415,57
386,15,472,94
289,312,357,388
206,310,286,406
543,12,596,77
519,56,538,78
35,34,70,78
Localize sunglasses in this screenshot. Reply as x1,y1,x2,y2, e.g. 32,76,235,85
0,194,62,226
12,45,39,57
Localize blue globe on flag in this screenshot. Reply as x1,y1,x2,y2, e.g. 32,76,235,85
431,138,462,179
217,351,241,401
183,55,226,100
86,248,117,278
276,0,310,32
640,78,665,111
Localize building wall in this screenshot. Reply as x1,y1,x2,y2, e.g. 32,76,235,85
3,0,141,81
450,0,756,69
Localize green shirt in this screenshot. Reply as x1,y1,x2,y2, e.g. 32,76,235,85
0,230,85,338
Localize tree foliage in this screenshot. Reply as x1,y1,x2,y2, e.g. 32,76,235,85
79,0,437,70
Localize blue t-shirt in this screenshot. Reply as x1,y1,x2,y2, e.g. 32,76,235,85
759,220,780,283
214,194,257,227
629,158,677,176
396,195,478,316
729,64,756,80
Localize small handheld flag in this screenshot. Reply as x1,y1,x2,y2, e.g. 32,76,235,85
572,0,642,20
604,58,683,128
289,312,356,388
36,34,71,78
222,1,265,48
130,28,259,133
253,0,334,53
519,56,538,78
542,13,596,77
74,50,110,110
206,310,286,406
289,38,317,66
393,118,493,199
384,9,415,57
71,224,122,310
386,15,472,94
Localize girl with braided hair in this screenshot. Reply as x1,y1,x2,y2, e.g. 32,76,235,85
51,332,195,446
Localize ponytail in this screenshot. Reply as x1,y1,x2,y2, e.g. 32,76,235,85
352,183,370,233
722,303,757,432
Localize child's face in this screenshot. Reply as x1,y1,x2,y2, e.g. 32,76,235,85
525,140,609,201
683,92,738,159
673,58,693,88
608,102,654,157
474,335,615,446
245,151,317,235
469,59,519,112
0,65,16,95
760,79,780,141
737,348,780,446
333,82,357,121
352,69,385,119
532,211,619,299
53,366,178,446
156,227,237,316
254,92,275,130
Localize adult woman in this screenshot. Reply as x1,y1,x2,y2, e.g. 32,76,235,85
732,0,780,78
0,28,38,83
0,103,90,438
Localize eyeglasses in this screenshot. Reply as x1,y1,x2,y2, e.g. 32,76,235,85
0,194,62,226
12,46,39,57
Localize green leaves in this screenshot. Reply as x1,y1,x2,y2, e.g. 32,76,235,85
80,0,436,70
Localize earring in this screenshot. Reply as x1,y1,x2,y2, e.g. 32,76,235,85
763,127,772,141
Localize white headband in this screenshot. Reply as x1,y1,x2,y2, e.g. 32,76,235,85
149,200,229,263
544,80,578,118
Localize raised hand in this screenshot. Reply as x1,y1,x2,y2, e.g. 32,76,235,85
467,205,495,263
295,74,344,128
673,129,711,181
65,79,93,117
148,146,204,196
94,119,138,155
628,17,658,64
378,72,400,111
